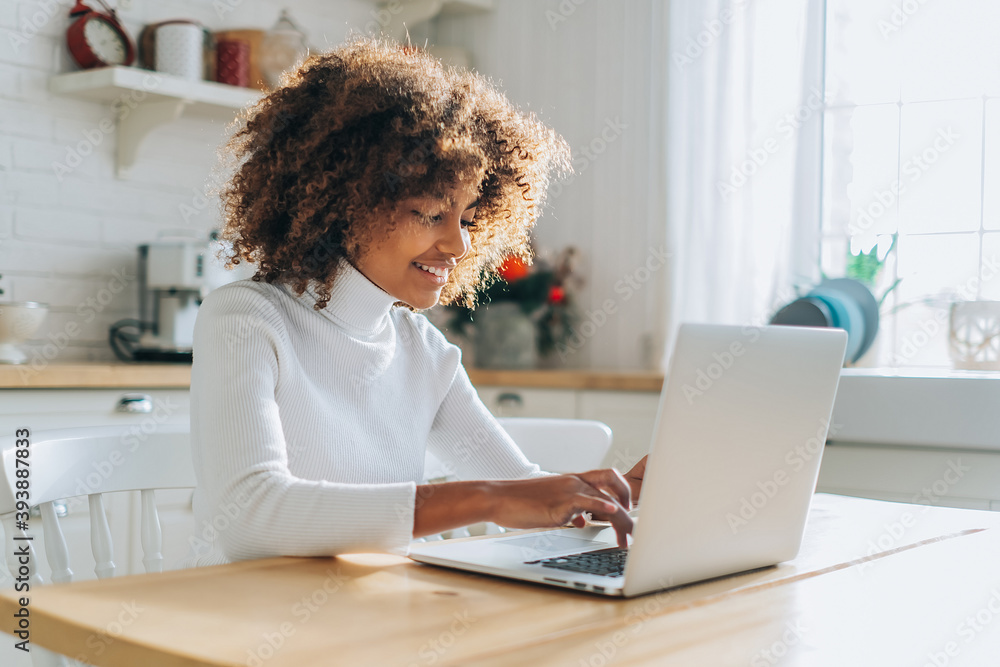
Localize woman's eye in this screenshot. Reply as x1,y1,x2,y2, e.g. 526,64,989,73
411,210,442,224
461,218,477,229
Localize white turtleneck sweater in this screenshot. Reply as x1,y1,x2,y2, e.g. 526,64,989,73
185,258,552,567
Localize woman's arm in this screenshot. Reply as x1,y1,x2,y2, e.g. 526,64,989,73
413,469,635,548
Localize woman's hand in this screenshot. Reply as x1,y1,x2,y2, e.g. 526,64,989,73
484,469,634,548
624,455,648,505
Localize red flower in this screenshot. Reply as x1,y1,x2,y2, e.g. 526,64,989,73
498,255,529,282
549,285,565,304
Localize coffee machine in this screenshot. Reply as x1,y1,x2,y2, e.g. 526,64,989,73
110,233,253,362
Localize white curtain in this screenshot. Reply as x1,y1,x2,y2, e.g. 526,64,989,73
661,0,827,366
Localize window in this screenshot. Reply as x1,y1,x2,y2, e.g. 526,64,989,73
820,0,1000,368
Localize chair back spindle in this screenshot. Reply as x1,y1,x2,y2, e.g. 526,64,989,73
39,502,72,584
88,494,116,580
140,489,164,574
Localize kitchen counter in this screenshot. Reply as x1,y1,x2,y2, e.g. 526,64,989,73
0,362,664,391
0,363,192,388
467,368,663,391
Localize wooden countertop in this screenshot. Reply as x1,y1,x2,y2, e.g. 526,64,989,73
467,368,663,392
0,363,192,389
0,363,663,391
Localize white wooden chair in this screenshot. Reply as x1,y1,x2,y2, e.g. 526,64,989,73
494,418,613,474
0,424,195,667
420,417,614,540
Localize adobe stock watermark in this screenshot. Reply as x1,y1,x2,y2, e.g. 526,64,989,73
179,171,229,226
577,578,677,667
244,567,350,666
396,423,490,526
71,600,145,664
555,244,670,361
681,325,762,404
52,74,165,181
878,0,933,39
750,620,809,667
187,491,254,559
363,0,405,35
671,0,753,72
406,610,476,667
716,87,828,201
856,458,970,574
67,397,183,502
213,0,250,19
726,418,842,534
382,125,452,194
892,253,999,367
15,266,137,385
548,117,628,201
7,0,70,54
922,588,1000,667
849,126,959,237
545,0,589,31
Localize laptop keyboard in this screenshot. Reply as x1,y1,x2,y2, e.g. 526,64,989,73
526,547,628,578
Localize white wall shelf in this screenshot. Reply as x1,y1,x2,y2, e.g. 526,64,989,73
48,66,263,179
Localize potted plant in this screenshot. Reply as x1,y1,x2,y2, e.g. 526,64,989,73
445,245,582,369
836,234,900,367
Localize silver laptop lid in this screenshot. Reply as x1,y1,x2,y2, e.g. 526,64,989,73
623,323,847,597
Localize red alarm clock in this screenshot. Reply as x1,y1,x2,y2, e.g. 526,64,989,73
66,0,136,69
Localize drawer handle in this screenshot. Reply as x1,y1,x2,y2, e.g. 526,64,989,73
117,393,153,413
496,392,523,410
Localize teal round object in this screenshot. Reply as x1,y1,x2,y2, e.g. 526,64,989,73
808,286,864,363
822,278,880,360
769,297,834,328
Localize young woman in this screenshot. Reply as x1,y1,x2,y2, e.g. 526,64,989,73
186,37,647,567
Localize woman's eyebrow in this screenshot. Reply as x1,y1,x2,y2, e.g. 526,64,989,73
464,198,480,210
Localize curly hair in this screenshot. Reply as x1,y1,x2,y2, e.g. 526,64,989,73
214,36,571,311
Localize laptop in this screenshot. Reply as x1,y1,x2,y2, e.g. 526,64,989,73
408,323,848,597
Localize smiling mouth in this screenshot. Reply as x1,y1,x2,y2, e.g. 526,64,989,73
412,262,449,284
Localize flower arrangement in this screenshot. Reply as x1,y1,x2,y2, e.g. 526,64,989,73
445,244,583,361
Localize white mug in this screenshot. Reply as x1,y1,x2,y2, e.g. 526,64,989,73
155,23,203,81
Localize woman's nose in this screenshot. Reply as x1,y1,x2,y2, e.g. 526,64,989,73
437,213,470,260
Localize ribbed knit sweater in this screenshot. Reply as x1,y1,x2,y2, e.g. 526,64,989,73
185,258,552,567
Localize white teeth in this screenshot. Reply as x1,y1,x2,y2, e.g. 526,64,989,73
415,262,447,278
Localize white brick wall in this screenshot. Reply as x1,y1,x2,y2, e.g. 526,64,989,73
0,0,376,365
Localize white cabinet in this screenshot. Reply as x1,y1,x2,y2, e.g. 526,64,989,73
475,386,576,419
816,442,1000,510
819,372,1000,511
0,388,190,434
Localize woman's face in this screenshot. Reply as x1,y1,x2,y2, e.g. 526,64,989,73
353,180,479,310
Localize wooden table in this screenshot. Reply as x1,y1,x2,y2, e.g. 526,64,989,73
3,494,1000,666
